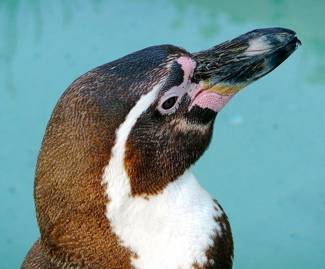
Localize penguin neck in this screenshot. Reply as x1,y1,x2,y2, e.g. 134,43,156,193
102,88,223,268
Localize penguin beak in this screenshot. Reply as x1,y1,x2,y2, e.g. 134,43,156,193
190,28,301,111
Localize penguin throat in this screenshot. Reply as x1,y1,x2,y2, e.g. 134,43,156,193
102,85,222,269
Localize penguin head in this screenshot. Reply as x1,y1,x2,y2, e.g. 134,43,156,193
119,28,300,195
34,28,299,261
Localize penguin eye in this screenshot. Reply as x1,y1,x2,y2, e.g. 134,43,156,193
158,95,180,115
162,96,178,110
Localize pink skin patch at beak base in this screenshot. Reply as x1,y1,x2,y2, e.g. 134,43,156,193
176,56,196,79
189,85,234,112
191,90,233,112
176,56,237,112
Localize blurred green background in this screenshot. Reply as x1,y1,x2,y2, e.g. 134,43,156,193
0,0,324,268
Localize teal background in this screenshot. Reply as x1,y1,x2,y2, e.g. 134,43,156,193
0,0,324,268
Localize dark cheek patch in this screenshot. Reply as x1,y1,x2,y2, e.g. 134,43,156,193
124,112,213,196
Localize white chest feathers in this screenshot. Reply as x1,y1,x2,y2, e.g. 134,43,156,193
104,170,222,269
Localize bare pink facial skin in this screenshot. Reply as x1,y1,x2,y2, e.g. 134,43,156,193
158,56,195,107
189,85,234,112
176,56,196,79
176,56,235,112
157,56,197,115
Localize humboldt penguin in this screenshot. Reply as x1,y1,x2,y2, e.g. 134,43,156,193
22,28,300,269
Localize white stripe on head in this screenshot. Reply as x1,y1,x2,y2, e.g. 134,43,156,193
102,82,223,269
102,82,162,207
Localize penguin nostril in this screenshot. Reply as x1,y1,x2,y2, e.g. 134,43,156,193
162,96,178,110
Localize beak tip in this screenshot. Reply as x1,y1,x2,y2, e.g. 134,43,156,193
296,38,302,46
246,27,301,56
